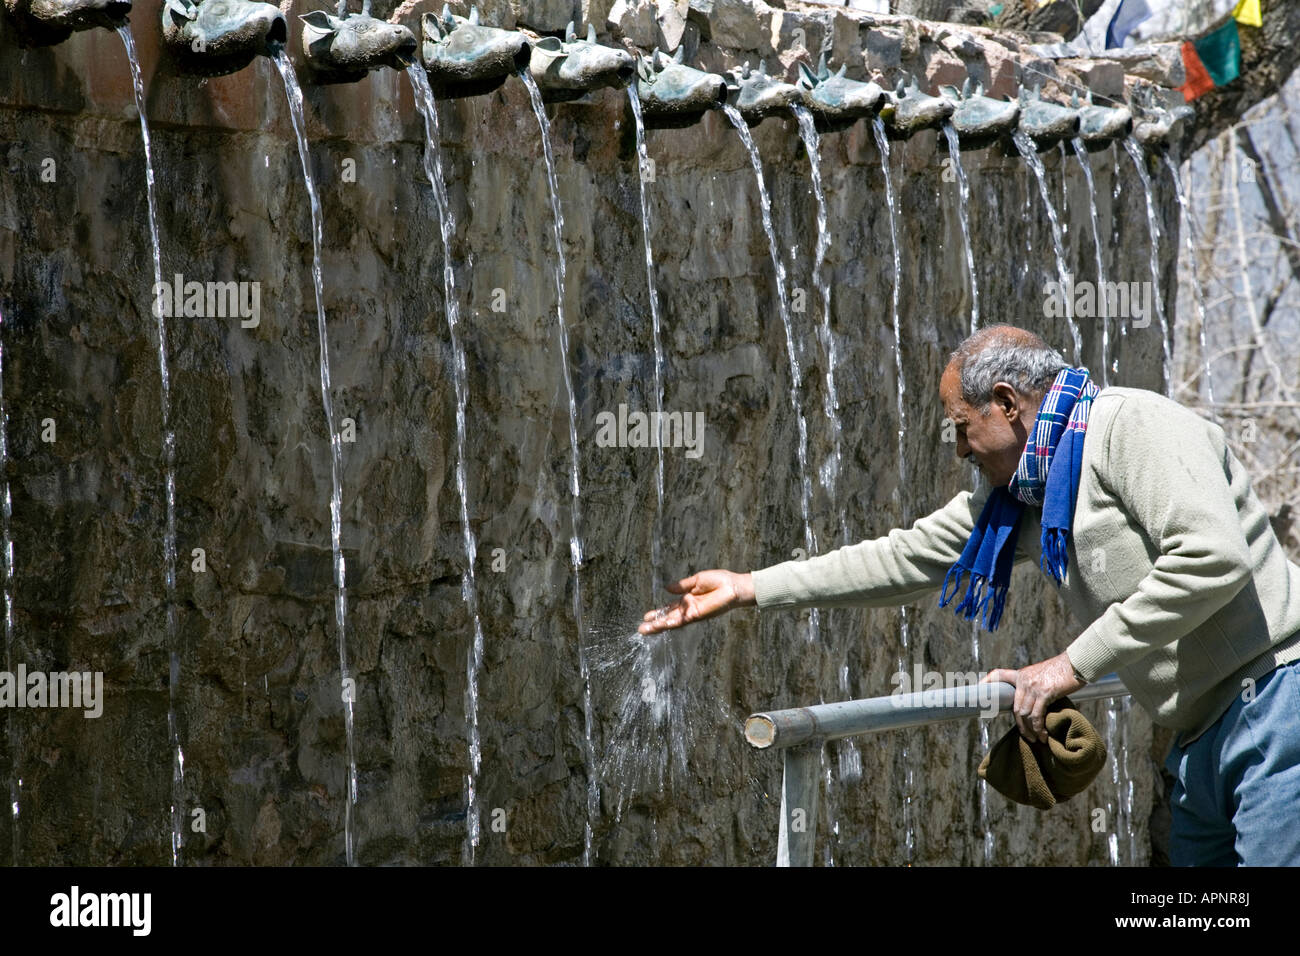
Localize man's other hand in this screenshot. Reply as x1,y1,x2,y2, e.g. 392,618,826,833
639,570,755,634
981,652,1086,743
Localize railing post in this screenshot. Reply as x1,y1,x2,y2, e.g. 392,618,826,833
776,743,822,867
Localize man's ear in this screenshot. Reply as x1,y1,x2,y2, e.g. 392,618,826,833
991,382,1020,421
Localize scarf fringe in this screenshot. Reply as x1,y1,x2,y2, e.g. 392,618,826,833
940,564,1009,632
1041,527,1070,585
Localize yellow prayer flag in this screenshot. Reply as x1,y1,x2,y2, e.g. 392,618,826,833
1233,0,1262,28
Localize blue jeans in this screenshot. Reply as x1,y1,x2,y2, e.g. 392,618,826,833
1163,659,1300,866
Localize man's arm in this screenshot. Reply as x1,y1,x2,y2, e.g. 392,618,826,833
751,483,1013,610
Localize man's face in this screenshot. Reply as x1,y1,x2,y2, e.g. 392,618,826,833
939,363,1036,487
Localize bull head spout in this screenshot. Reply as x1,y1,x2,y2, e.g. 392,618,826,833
160,0,288,77
420,4,530,99
880,75,954,138
527,21,634,103
4,0,130,48
1073,92,1132,145
797,54,884,131
300,1,417,84
1017,85,1080,146
724,60,800,127
938,77,1019,145
1130,86,1193,150
633,46,727,129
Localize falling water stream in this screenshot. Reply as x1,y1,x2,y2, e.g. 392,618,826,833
119,26,184,866
942,125,993,860
1071,138,1110,387
626,86,686,792
1012,130,1081,366
723,105,819,651
407,65,487,864
627,87,667,590
792,102,855,862
519,69,598,865
941,123,979,331
1123,137,1171,392
792,105,845,541
273,49,357,867
1163,152,1214,407
871,116,916,863
0,303,15,865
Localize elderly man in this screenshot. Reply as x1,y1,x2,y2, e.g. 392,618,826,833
641,324,1300,866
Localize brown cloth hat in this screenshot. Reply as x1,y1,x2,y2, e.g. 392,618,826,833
977,697,1107,810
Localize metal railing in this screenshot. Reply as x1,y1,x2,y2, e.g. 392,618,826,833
743,674,1130,866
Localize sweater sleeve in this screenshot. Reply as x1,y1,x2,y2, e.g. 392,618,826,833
1065,397,1254,681
751,483,1026,610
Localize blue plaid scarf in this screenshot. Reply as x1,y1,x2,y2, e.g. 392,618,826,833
938,367,1099,631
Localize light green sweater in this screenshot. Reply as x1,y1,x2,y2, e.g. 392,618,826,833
751,386,1300,744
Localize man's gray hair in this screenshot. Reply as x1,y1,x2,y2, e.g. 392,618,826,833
948,325,1068,415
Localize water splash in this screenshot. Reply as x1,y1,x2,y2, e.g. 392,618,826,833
519,69,597,865
1123,137,1171,392
1013,130,1080,366
1070,138,1110,387
589,622,721,819
871,116,916,864
119,25,184,867
1162,152,1214,408
407,65,487,865
723,104,819,647
941,123,979,334
273,49,357,867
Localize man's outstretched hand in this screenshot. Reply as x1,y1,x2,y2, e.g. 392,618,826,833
639,570,755,634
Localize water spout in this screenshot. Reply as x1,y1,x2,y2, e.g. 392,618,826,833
634,46,728,129
300,1,417,84
420,4,530,99
528,21,634,103
1131,87,1195,150
939,78,1018,146
723,60,801,126
161,0,287,77
881,75,952,138
796,54,884,131
4,0,128,46
1017,86,1080,146
1076,96,1133,145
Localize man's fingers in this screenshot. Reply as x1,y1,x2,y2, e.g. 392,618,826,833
1031,699,1048,742
665,575,697,595
639,601,682,633
982,668,1017,685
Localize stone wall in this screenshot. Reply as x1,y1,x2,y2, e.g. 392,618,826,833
0,0,1173,864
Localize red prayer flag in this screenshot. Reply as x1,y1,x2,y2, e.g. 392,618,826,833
1178,40,1215,101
